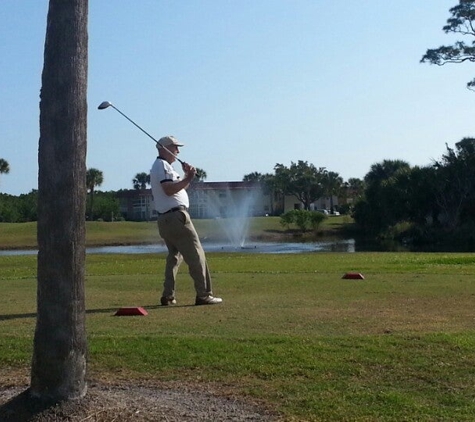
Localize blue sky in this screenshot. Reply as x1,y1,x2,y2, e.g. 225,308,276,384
1,1,475,195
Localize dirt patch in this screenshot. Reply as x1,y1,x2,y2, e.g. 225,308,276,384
0,380,278,422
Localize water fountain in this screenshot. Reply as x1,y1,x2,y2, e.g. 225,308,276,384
206,188,258,249
0,186,358,256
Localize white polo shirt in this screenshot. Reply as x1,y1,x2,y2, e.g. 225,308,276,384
150,157,189,214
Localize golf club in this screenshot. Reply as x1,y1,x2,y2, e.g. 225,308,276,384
97,101,185,165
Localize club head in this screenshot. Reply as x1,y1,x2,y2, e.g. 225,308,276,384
98,101,113,110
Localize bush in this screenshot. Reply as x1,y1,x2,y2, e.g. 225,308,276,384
309,211,327,233
293,210,310,232
0,191,37,222
280,209,327,233
280,210,296,230
88,192,120,221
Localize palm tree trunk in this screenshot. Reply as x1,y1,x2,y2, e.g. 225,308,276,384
31,0,88,402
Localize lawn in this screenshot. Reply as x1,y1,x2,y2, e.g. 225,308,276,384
1,251,475,421
0,216,351,249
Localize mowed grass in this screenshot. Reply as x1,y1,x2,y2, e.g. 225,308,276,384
0,216,350,249
1,252,475,421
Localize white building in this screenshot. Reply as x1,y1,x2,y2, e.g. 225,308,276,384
117,181,339,220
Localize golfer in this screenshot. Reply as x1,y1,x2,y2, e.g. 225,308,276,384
150,136,222,306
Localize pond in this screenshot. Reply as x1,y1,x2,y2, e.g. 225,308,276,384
0,239,356,256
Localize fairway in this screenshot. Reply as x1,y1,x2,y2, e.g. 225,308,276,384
1,252,475,421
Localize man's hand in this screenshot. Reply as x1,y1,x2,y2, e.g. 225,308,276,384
182,162,196,181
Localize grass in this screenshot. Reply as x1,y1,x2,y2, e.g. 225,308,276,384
1,251,475,420
0,216,351,249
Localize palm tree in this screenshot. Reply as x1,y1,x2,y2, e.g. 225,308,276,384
323,171,343,213
195,168,207,182
86,168,104,219
359,159,411,230
347,178,365,198
364,159,411,186
243,172,281,214
32,0,88,402
0,158,10,187
341,178,365,208
133,172,150,190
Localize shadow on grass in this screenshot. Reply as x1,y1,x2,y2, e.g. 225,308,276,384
0,304,197,321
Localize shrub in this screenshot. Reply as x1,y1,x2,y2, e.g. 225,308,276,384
309,211,327,233
280,209,326,233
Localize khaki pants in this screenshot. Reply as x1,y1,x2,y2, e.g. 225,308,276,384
157,209,212,298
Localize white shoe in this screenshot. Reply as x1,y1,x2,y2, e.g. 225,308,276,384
195,295,223,305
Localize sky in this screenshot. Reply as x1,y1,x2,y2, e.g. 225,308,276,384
1,0,475,195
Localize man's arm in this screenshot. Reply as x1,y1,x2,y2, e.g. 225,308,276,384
161,163,196,196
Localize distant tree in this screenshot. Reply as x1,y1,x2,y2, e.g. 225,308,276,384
243,172,281,214
91,192,120,221
340,178,365,211
433,138,475,229
243,172,264,182
274,161,327,210
32,0,88,403
346,178,365,198
261,173,282,215
388,165,438,227
323,171,343,212
0,158,9,174
195,168,207,182
17,190,39,222
133,172,150,190
0,190,38,222
0,158,10,186
364,159,411,186
0,194,20,222
353,159,412,231
86,168,104,219
421,1,475,90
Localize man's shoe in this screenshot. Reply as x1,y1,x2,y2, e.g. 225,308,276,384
160,296,176,306
195,295,223,306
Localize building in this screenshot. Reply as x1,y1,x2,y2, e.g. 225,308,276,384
116,189,153,221
116,181,340,221
284,195,339,213
187,181,272,218
117,181,272,221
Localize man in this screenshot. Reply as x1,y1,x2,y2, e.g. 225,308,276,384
150,135,222,306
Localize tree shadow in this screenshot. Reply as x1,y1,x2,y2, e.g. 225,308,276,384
0,389,58,422
0,313,37,321
0,304,197,321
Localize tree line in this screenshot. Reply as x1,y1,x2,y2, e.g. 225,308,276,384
3,137,475,250
242,163,363,215
354,139,475,249
0,164,208,222
242,137,475,248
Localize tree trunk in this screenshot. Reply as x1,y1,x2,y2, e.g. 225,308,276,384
31,0,88,402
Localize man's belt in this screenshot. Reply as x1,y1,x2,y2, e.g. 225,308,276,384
158,205,187,215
